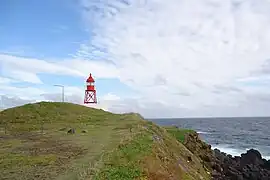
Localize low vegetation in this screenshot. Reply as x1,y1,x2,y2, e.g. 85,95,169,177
0,102,211,180
164,126,195,143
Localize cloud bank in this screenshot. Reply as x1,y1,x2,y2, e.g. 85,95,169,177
1,0,270,117
77,0,270,116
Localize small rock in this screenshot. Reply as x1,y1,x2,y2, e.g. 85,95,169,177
152,135,162,142
212,169,221,177
67,128,75,134
212,162,223,173
81,130,88,133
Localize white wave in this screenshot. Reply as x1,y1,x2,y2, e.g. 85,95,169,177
212,145,244,157
197,131,211,134
212,145,270,160
264,156,270,160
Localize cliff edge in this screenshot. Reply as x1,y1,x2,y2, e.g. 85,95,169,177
167,127,270,180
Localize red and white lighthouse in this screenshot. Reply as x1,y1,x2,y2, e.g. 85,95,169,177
84,73,97,104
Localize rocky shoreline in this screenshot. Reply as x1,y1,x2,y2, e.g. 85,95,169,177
183,131,270,180
212,148,270,180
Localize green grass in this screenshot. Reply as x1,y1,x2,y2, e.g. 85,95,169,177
0,102,211,180
1,153,57,167
94,133,153,180
164,126,195,143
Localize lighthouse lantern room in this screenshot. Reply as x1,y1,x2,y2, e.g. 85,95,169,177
84,73,97,104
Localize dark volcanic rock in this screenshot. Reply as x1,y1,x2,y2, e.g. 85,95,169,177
264,160,270,170
240,149,263,167
211,148,270,180
182,131,270,180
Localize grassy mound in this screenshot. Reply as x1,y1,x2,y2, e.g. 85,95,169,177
0,102,210,180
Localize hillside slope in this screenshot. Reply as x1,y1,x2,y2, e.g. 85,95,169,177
0,102,210,180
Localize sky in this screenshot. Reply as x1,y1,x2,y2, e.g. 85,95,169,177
0,0,270,118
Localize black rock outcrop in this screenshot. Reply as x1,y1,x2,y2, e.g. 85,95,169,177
182,131,270,180
212,148,270,180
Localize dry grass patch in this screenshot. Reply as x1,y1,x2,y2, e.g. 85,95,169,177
0,133,87,180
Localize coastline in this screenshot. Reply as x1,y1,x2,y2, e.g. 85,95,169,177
151,117,270,162
180,130,270,180
195,131,270,161
210,144,270,161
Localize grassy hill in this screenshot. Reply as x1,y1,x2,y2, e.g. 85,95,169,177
0,102,211,180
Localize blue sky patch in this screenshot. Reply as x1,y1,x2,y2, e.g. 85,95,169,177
0,0,89,59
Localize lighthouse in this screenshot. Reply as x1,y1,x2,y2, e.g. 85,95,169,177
84,73,97,104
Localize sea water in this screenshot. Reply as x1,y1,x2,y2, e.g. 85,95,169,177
150,117,270,160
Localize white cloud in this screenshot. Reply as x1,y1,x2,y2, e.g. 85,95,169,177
1,85,47,100
0,95,36,109
75,0,270,116
0,54,118,84
0,77,14,84
102,93,121,101
58,59,119,78
0,54,78,83
8,71,43,84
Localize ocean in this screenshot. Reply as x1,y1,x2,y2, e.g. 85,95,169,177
150,117,270,160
